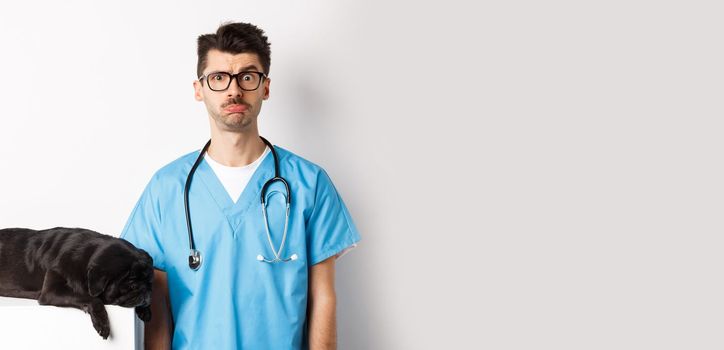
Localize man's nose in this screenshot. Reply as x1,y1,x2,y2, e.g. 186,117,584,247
226,76,243,96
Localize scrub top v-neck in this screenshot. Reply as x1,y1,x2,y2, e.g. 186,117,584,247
203,145,270,204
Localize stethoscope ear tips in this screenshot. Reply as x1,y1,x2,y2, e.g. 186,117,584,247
257,254,298,262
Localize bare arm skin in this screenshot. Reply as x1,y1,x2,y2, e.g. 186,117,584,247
308,256,338,350
145,269,173,350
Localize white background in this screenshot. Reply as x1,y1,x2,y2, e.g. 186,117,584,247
0,1,722,349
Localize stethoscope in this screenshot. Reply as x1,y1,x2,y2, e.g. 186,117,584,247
185,136,298,270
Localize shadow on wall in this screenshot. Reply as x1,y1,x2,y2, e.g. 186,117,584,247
285,64,378,349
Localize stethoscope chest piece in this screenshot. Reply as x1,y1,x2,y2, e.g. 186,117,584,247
189,249,202,270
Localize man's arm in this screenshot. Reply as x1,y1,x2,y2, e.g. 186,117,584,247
145,269,173,350
308,256,337,350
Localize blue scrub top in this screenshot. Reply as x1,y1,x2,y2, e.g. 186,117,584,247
120,144,361,349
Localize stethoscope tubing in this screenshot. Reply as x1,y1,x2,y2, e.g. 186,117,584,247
184,136,295,270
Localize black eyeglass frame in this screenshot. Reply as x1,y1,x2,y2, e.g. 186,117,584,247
198,71,268,91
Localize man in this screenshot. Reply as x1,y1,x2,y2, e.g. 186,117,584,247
120,22,360,349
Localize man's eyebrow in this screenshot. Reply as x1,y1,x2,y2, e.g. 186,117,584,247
238,64,261,72
208,65,262,74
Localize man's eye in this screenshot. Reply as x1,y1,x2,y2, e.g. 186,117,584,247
241,74,253,81
210,74,225,81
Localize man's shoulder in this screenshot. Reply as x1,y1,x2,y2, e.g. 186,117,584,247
148,149,200,184
273,144,328,177
273,145,344,194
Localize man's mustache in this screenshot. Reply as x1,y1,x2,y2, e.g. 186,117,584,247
222,98,249,109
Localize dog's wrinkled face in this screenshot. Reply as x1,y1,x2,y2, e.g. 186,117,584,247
87,246,153,308
106,257,153,308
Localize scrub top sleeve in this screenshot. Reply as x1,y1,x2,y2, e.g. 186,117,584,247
119,176,167,271
306,168,361,266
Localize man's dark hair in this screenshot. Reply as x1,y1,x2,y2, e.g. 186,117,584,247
196,22,272,78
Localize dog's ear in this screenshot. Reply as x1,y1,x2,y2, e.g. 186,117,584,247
87,264,110,297
138,249,153,265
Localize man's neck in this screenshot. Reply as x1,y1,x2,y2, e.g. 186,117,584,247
206,129,267,167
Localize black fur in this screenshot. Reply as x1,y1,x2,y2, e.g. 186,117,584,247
0,227,154,339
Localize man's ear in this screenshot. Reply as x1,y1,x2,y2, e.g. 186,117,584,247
87,265,109,297
262,77,271,100
194,80,204,101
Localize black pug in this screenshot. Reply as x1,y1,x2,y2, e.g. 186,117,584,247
0,227,154,339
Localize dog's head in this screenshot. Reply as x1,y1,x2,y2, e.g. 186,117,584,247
86,244,154,308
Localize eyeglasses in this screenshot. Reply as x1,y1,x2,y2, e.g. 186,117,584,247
198,71,267,92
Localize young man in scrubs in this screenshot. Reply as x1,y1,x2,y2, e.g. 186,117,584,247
120,22,361,349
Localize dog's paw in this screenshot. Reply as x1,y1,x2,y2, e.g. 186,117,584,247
135,305,152,322
88,302,110,339
92,317,110,339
